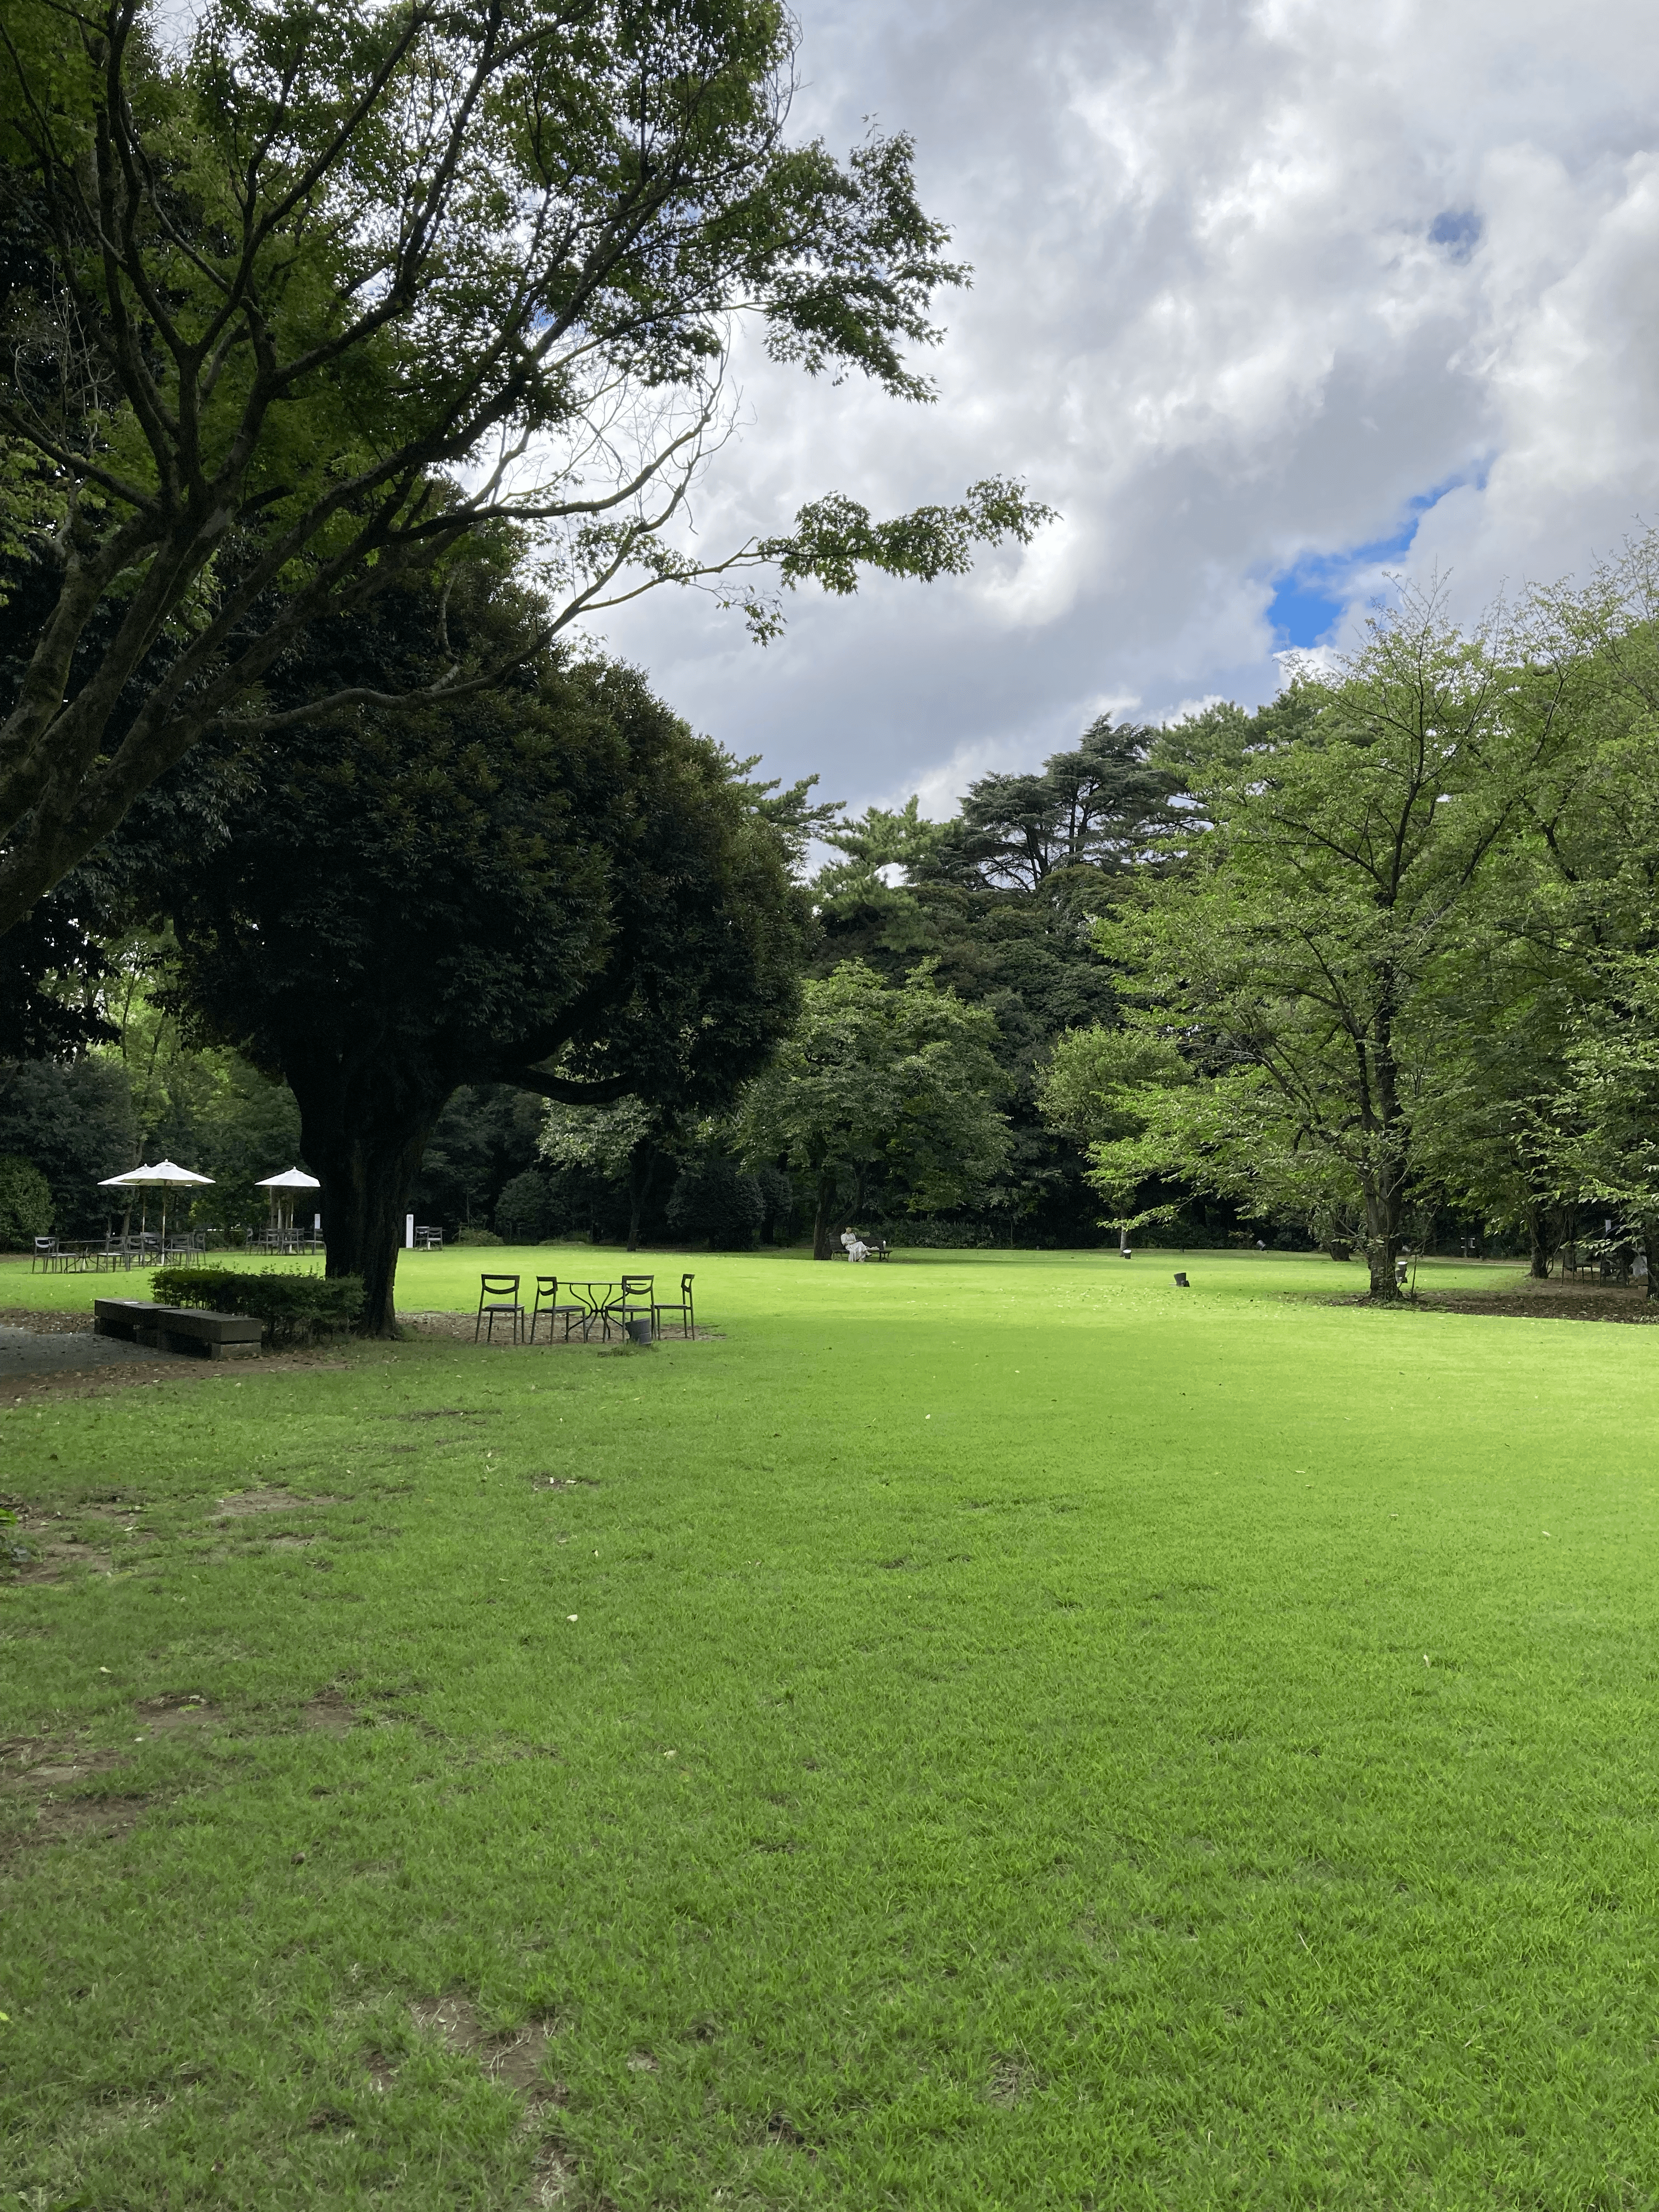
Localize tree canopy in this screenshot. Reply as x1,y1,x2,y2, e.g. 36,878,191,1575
0,0,1048,934
735,958,1008,1259
123,572,811,1329
1040,554,1659,1295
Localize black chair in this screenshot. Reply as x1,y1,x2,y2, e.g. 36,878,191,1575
475,1273,525,1343
652,1272,695,1339
529,1276,584,1343
618,1274,654,1336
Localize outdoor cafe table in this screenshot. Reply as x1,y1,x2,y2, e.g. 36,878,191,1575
555,1279,654,1342
559,1282,623,1340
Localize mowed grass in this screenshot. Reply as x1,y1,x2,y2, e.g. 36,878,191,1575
3,1244,1659,2210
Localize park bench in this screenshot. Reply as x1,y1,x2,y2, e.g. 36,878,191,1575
93,1297,263,1359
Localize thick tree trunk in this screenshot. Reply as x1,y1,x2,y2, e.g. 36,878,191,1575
1359,985,1407,1299
290,1062,447,1338
1645,1229,1659,1301
1527,1203,1556,1280
626,1145,657,1252
812,1169,838,1261
1361,1173,1403,1297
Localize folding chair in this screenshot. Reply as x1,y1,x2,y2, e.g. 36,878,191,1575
529,1276,584,1342
652,1272,695,1339
475,1273,525,1343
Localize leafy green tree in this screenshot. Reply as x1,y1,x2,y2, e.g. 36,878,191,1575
1534,960,1659,1293
0,1153,52,1246
1409,544,1659,1273
1071,592,1547,1296
923,715,1183,895
540,1097,695,1251
736,959,1008,1258
806,729,1173,1245
413,1086,547,1238
134,589,810,1333
0,1052,133,1232
665,1153,765,1251
0,0,1047,935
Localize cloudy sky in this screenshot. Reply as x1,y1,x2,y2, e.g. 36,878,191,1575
591,0,1659,820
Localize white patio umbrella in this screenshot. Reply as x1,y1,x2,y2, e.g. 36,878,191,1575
98,1159,215,1249
255,1166,321,1235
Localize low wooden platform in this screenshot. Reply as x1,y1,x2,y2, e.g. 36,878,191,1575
93,1299,263,1359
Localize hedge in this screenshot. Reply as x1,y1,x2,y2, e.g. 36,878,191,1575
150,1266,364,1345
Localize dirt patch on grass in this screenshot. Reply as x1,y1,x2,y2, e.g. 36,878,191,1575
2,1740,127,1786
388,1405,494,1421
986,2055,1037,2108
411,1995,567,2109
400,1311,718,1347
1,1740,145,1854
300,1690,357,1736
7,1515,115,1581
0,1306,92,1334
527,2143,576,2207
4,1500,157,1582
1317,1278,1659,1324
214,1488,341,1517
134,1693,216,1731
1,1345,350,1406
26,1792,148,1845
1417,1281,1659,1323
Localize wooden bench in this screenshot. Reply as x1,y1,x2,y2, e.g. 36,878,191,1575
94,1298,263,1359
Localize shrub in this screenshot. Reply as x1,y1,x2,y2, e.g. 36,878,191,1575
667,1158,764,1250
150,1266,364,1345
0,1155,53,1249
454,1226,505,1246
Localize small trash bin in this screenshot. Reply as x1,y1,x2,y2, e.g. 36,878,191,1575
625,1316,653,1346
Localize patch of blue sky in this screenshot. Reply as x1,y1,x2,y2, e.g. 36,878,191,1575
1266,470,1488,648
1428,208,1482,263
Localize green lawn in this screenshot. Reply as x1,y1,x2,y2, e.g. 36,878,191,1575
4,1245,1658,2209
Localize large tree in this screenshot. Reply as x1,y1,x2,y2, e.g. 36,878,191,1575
134,587,810,1332
0,0,1047,935
1534,959,1659,1295
923,714,1184,896
735,958,1008,1258
801,722,1180,1245
1058,598,1559,1297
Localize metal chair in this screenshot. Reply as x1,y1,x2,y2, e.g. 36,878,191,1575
618,1274,654,1336
652,1272,695,1339
475,1273,525,1343
529,1276,584,1342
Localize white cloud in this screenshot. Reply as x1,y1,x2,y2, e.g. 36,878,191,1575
591,0,1659,813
